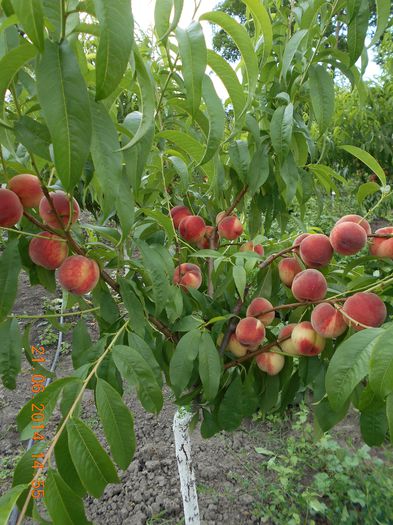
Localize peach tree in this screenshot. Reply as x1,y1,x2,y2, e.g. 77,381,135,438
0,0,392,523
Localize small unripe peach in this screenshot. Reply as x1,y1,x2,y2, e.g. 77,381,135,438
246,297,275,326
173,263,202,289
291,321,325,356
370,227,393,259
342,292,387,331
335,214,371,235
239,241,264,256
196,225,215,249
227,333,248,357
178,215,206,243
0,188,23,227
39,191,80,229
311,303,347,338
277,323,299,355
8,174,44,208
256,352,285,375
299,234,333,268
330,222,367,256
170,205,192,229
278,257,302,287
218,215,243,240
29,232,68,270
291,269,327,302
236,317,265,347
58,255,100,295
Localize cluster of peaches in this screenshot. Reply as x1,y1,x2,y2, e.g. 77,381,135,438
0,174,100,295
170,205,391,376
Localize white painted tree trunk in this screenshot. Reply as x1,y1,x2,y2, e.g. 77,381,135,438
173,408,200,525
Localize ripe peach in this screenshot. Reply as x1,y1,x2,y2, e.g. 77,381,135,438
335,214,371,235
299,234,333,268
330,222,367,256
218,215,243,240
256,352,285,375
240,241,264,256
246,297,275,326
215,211,232,225
235,317,265,347
0,188,23,227
217,333,248,357
170,205,191,229
274,323,299,355
178,215,206,243
291,321,326,356
278,257,302,287
29,232,68,270
8,174,44,208
342,292,387,331
370,227,393,259
196,225,215,249
311,303,347,338
58,255,99,295
173,263,202,289
291,269,327,302
39,191,80,229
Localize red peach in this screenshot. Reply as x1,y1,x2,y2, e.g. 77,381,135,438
239,241,264,256
299,234,333,268
291,321,326,356
342,292,387,331
370,227,393,259
29,232,68,270
246,297,275,326
291,269,327,302
215,211,233,225
235,317,265,347
170,205,192,229
0,188,23,227
293,233,310,248
173,263,202,289
58,255,100,295
330,222,367,256
335,214,371,235
39,191,80,229
218,215,243,240
8,174,44,208
178,215,206,243
277,323,299,355
196,225,215,249
311,303,347,338
278,257,302,287
256,352,285,375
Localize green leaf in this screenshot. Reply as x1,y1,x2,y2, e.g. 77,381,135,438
36,39,91,191
280,152,299,203
207,49,246,127
89,96,123,219
45,469,92,525
0,484,28,525
169,330,201,397
12,0,44,50
247,145,269,195
270,103,293,158
155,0,183,41
308,65,334,134
387,393,393,444
42,0,61,38
198,332,221,401
371,0,391,45
314,397,350,433
118,278,145,338
71,319,93,370
95,378,135,470
369,325,393,399
121,47,155,151
340,145,386,186
14,116,51,161
93,0,134,100
218,374,244,431
200,12,258,105
0,318,21,389
281,29,308,79
199,74,225,164
360,403,387,446
348,0,369,66
54,430,86,498
357,181,380,205
112,345,163,413
233,264,246,301
326,328,383,411
241,0,272,63
176,22,206,116
0,239,20,322
229,140,250,183
67,417,119,498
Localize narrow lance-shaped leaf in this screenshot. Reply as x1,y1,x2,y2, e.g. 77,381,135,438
241,0,272,63
0,319,21,390
0,484,29,525
369,325,393,399
0,239,21,322
36,40,92,191
154,0,173,40
347,0,369,66
12,0,45,51
54,430,86,497
199,332,221,401
93,0,134,100
67,417,119,498
340,145,386,186
281,29,307,79
270,103,293,159
199,75,225,165
387,393,393,445
308,65,334,134
371,0,391,45
170,330,201,397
